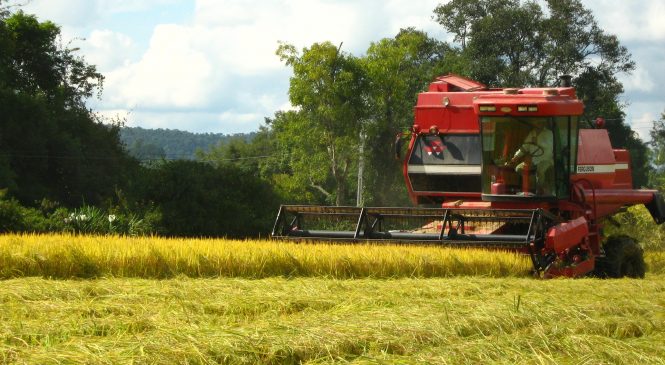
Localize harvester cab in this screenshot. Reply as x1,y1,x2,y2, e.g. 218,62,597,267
272,74,665,278
476,88,580,201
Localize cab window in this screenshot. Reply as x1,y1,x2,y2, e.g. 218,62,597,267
480,116,577,199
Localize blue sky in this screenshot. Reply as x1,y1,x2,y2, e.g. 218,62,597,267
11,0,665,140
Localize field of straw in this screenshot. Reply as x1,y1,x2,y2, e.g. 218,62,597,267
1,234,664,364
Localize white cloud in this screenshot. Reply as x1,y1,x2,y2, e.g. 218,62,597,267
194,0,365,67
218,111,261,126
104,24,216,109
14,0,184,26
586,0,665,42
620,67,656,93
124,110,255,134
15,0,100,27
385,0,445,36
81,30,138,71
88,0,448,132
96,0,183,14
630,112,655,142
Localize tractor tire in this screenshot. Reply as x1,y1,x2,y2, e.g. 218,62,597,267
594,235,646,278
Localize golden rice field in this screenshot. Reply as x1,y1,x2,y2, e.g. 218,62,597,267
1,234,664,364
0,233,536,279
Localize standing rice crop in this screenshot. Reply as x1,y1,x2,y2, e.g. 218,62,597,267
0,233,533,279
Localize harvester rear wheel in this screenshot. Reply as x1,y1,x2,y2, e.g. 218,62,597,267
594,235,646,278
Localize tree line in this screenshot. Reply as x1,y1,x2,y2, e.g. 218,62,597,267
120,127,255,162
1,0,664,238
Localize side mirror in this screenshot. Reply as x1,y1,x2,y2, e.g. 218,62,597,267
394,133,403,160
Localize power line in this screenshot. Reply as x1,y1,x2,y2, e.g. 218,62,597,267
0,152,283,163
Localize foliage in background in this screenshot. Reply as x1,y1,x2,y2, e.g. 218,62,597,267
273,42,368,206
361,28,450,206
0,192,49,233
433,0,634,90
197,131,270,176
139,160,279,237
0,191,159,236
120,126,254,162
0,10,140,206
649,110,665,190
604,205,665,252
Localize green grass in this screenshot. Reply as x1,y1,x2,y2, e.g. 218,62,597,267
1,276,664,364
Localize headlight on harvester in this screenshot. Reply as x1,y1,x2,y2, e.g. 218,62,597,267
517,105,538,112
479,105,496,112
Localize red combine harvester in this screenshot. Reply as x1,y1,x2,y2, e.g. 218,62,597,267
272,74,665,278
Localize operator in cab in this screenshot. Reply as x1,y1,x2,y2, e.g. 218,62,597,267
506,122,554,195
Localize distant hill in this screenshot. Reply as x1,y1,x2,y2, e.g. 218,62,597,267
119,126,254,161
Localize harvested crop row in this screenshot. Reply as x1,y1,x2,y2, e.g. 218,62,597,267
0,233,533,279
1,276,664,364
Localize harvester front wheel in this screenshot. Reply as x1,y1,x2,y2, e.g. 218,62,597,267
594,235,646,278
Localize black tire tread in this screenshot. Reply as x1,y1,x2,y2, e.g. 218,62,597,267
594,235,646,278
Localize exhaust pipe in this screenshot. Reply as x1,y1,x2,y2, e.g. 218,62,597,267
559,75,572,87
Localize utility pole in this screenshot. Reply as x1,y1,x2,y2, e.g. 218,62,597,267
356,130,365,207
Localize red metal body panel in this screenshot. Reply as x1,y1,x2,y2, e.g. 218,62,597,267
581,189,655,205
575,188,658,224
474,92,584,116
574,129,620,189
474,95,584,116
545,217,589,252
429,74,487,92
414,93,487,134
578,129,615,165
612,150,633,188
442,201,491,209
543,259,594,279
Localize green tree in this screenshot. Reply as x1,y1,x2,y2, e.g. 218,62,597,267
195,123,303,204
0,9,138,206
126,139,167,162
361,28,449,206
434,0,648,186
120,126,240,161
275,42,367,206
198,132,267,175
143,160,279,237
434,0,634,87
649,111,665,190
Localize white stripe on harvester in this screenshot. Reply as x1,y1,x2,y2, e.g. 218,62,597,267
576,163,629,174
408,165,481,175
